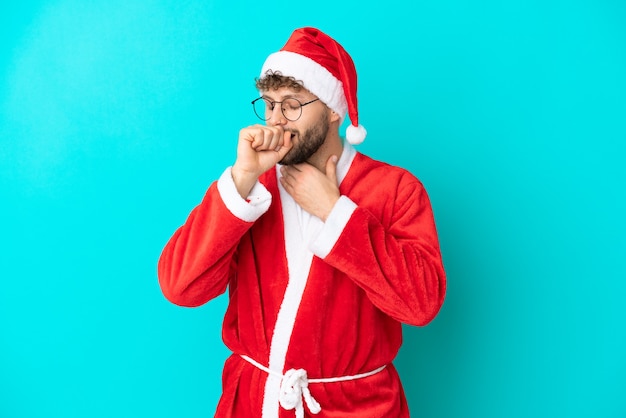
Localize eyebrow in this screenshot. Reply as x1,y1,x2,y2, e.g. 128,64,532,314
261,93,307,101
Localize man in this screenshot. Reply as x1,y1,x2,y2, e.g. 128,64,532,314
158,27,446,418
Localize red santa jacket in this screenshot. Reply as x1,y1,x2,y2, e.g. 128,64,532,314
158,146,446,417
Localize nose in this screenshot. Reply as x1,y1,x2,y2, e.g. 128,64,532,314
267,105,287,126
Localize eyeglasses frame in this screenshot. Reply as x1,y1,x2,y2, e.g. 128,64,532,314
251,97,321,122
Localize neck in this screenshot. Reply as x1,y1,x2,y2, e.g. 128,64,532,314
308,130,343,173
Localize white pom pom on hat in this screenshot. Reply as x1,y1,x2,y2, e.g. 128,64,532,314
260,27,367,145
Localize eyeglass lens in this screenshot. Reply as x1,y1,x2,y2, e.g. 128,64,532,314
253,98,302,121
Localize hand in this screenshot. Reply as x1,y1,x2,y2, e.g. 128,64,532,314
279,155,340,221
232,125,292,198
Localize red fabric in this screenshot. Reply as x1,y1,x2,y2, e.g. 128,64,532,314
158,152,446,417
280,27,360,128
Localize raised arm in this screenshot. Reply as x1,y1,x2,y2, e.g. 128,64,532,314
158,124,292,306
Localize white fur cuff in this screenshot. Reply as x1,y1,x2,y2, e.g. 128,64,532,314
217,167,272,222
309,196,357,258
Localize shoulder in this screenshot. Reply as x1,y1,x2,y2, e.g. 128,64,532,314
348,152,425,193
342,152,431,215
342,152,434,225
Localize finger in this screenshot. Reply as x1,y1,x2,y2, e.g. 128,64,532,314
282,164,302,177
279,165,293,181
252,126,280,150
288,163,305,173
261,127,276,150
266,126,285,151
250,127,267,149
268,127,284,151
276,130,293,156
279,172,292,190
240,126,260,145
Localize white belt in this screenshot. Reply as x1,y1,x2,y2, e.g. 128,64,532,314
241,354,387,418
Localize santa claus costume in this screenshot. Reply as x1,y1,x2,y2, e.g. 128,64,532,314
158,27,446,418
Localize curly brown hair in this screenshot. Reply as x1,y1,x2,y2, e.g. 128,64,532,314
255,70,304,92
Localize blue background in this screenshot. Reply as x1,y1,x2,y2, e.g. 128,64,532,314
1,1,625,417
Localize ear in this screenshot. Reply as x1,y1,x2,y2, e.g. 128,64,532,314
329,109,341,124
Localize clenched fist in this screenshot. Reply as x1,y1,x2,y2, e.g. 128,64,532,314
232,125,293,198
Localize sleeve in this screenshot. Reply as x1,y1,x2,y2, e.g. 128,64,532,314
310,175,446,326
157,167,271,307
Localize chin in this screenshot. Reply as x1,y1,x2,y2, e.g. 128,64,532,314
279,154,308,166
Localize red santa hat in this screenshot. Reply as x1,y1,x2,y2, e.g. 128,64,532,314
260,27,367,145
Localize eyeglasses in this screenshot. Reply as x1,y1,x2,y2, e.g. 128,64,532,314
251,97,320,122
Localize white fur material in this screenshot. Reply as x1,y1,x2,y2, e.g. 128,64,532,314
262,174,317,418
261,144,357,416
309,196,357,259
261,51,348,122
309,143,358,257
217,167,272,222
346,124,367,145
